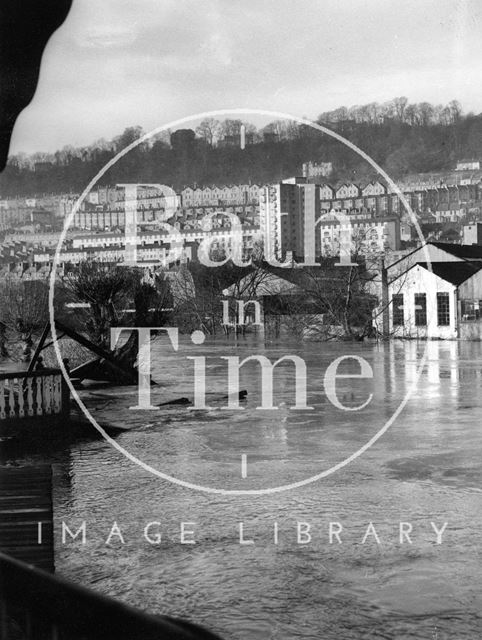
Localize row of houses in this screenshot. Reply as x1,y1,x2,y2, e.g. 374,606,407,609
179,184,261,207
3,178,480,235
24,224,261,270
82,184,262,211
319,183,480,218
71,204,259,232
69,180,482,219
319,213,401,258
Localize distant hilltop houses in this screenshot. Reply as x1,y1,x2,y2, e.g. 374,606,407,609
1,173,481,232
456,159,480,171
302,161,333,179
179,184,261,207
1,152,481,229
83,183,262,209
1,157,482,274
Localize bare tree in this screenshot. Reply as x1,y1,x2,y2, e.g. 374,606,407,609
62,262,134,347
380,100,396,121
300,261,374,339
393,96,408,122
220,119,244,137
449,100,462,123
195,118,222,146
404,104,418,126
418,102,435,126
221,260,280,334
0,278,49,361
60,262,173,377
113,126,145,153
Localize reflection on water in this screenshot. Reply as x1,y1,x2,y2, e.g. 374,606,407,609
7,339,482,639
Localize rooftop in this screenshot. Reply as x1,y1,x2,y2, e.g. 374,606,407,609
416,261,482,286
428,241,482,260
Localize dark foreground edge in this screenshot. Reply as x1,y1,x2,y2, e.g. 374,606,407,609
0,551,223,640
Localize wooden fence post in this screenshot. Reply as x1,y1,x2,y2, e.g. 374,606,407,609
60,376,70,419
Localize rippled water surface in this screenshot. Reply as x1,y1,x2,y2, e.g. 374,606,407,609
8,338,482,639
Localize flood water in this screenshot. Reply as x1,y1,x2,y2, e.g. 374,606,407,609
6,338,482,639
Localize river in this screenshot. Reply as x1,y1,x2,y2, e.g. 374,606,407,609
5,337,482,639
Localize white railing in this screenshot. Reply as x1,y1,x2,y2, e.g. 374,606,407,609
0,369,67,421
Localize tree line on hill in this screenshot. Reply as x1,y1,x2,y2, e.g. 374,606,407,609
1,97,481,197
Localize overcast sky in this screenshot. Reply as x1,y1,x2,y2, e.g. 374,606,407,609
9,0,482,154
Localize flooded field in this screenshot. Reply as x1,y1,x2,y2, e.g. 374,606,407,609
5,338,482,639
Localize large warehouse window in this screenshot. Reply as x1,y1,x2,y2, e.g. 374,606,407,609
437,292,450,326
414,293,427,326
392,294,404,326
